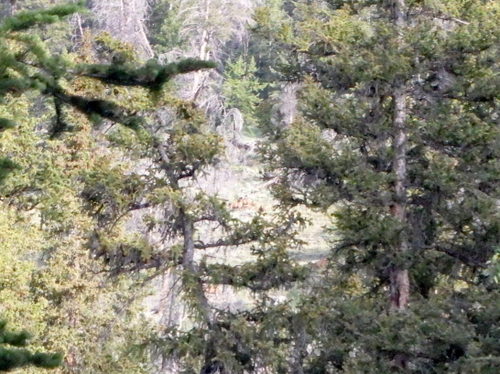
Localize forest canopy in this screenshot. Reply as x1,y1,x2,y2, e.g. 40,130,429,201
0,0,498,373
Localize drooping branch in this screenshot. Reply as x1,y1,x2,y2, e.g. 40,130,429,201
76,59,216,91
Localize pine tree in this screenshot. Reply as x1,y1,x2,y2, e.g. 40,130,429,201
0,4,305,373
222,55,268,133
80,91,308,373
0,3,215,372
257,0,499,371
0,38,159,373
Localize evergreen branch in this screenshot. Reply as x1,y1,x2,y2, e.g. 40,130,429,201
0,321,62,371
0,158,19,185
0,347,62,371
0,118,16,131
76,59,216,91
201,259,307,292
432,245,488,269
0,322,30,347
194,236,256,250
50,88,143,130
0,77,35,95
0,2,84,33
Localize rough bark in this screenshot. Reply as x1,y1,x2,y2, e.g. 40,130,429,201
181,212,212,326
389,0,410,312
390,86,410,311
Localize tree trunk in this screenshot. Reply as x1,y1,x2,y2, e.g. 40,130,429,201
390,0,410,312
290,314,306,374
189,0,211,101
181,213,212,326
390,86,410,311
181,214,226,374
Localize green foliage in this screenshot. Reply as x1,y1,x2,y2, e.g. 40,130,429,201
147,0,186,53
222,56,267,133
0,2,217,371
77,58,216,91
0,320,62,371
294,285,500,373
73,60,310,372
0,88,154,372
0,157,18,185
1,0,497,373
0,1,215,145
0,3,83,33
256,0,500,372
0,118,15,131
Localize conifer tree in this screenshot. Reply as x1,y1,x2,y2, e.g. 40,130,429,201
0,3,215,372
0,4,303,373
81,92,308,373
256,0,499,371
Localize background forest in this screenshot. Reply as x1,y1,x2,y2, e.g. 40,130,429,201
0,0,498,373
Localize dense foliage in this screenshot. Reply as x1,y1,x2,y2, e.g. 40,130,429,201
256,0,499,372
0,2,215,373
0,1,498,373
0,320,61,371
